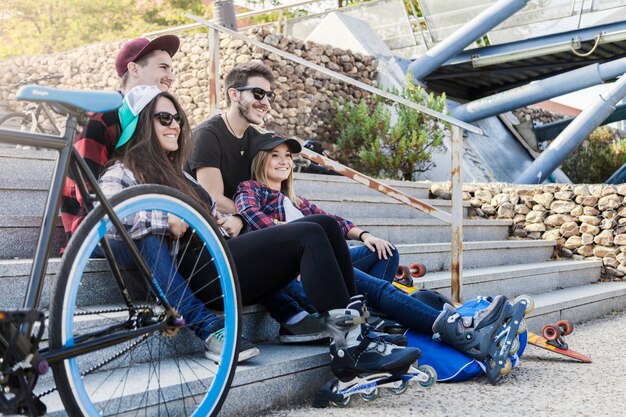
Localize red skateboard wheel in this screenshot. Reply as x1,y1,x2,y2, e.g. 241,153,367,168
409,263,427,278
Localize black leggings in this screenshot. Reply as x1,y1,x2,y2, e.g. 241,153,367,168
182,214,358,313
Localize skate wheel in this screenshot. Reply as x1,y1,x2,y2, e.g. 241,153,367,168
395,265,409,280
409,263,427,278
417,365,437,388
359,387,379,402
488,357,512,376
513,294,535,315
542,324,560,341
509,337,521,355
385,381,408,396
557,320,573,336
516,318,528,335
330,381,351,408
498,358,512,375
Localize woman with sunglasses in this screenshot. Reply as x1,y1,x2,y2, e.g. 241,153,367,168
185,61,329,345
100,85,421,389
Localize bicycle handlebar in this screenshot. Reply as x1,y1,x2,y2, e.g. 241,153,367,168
16,73,63,87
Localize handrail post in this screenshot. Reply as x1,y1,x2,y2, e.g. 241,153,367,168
450,125,464,303
208,27,220,116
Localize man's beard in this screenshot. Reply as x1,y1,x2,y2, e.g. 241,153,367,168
238,100,264,125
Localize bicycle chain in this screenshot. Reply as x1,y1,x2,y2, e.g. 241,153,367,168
37,306,152,399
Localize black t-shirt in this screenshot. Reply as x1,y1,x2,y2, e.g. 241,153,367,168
184,114,261,199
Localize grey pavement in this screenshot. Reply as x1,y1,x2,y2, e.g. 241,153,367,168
263,310,626,417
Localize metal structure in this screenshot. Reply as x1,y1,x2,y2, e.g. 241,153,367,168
451,57,626,122
408,0,529,81
535,102,626,143
515,71,626,184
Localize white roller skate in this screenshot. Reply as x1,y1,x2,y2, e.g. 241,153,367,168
313,296,436,408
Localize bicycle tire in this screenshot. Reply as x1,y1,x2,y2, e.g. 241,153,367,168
49,184,241,417
0,112,33,132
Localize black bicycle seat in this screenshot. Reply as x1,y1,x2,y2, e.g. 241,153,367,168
16,85,123,114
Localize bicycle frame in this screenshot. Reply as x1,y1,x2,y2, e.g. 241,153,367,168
0,116,180,363
27,102,62,136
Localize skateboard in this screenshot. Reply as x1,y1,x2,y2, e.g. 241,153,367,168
527,321,592,363
394,264,427,287
390,282,593,363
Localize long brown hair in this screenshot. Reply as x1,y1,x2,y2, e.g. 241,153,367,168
118,92,211,212
250,148,301,206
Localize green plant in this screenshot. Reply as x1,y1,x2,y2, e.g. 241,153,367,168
332,72,448,180
561,126,626,183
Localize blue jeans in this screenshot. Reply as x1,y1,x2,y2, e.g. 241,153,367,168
350,244,399,283
104,236,222,341
286,245,440,334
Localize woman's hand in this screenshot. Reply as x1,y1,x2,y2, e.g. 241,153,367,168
217,213,244,238
168,214,188,239
362,234,395,260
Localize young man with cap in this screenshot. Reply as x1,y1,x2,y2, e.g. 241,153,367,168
185,61,329,344
61,34,179,244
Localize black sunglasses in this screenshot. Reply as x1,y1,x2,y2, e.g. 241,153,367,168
153,112,183,127
235,87,276,103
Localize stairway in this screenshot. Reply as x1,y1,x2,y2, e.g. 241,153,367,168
2,146,625,415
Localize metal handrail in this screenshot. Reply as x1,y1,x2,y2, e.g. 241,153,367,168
186,14,482,135
143,0,323,37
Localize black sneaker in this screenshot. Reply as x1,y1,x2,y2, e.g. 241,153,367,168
204,328,260,364
279,313,329,343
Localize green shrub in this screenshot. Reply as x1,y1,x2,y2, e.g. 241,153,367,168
561,126,626,183
332,72,448,180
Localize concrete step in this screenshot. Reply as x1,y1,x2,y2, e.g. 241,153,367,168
411,260,603,301
0,178,51,215
0,147,56,180
39,342,331,417
0,215,512,259
295,172,432,200
0,257,279,343
395,239,556,272
0,215,65,259
352,217,512,244
35,280,626,417
526,281,626,332
307,194,469,219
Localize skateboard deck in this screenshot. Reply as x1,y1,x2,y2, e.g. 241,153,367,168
391,282,593,363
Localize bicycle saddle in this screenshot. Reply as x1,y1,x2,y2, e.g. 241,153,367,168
16,85,123,113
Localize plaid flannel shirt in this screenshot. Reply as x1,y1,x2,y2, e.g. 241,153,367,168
234,180,355,236
99,162,219,241
61,110,121,245
99,162,170,240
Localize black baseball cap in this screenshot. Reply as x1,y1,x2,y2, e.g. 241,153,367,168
250,132,302,159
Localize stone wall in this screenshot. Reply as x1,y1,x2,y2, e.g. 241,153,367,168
430,182,626,280
0,28,377,139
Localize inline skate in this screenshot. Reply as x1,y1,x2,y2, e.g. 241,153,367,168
313,296,436,407
432,294,534,385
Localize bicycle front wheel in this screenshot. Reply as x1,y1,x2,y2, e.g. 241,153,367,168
49,185,241,417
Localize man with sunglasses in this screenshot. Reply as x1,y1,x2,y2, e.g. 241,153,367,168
61,35,179,247
185,61,329,344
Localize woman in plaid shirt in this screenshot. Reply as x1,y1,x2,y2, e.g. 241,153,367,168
98,85,420,378
235,133,450,336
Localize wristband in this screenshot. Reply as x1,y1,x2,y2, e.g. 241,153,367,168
358,230,370,242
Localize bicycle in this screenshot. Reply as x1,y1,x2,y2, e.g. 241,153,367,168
0,74,64,136
0,85,242,416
